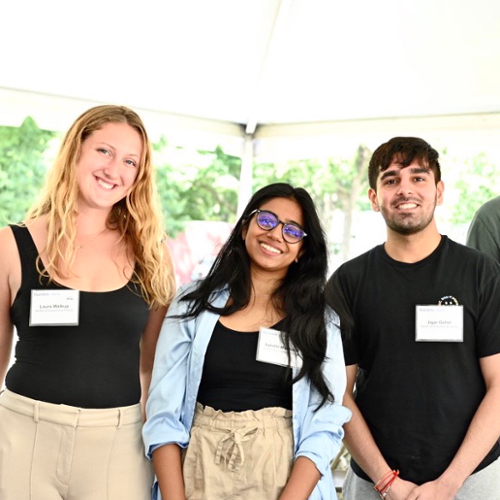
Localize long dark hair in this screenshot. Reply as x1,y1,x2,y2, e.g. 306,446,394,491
181,183,335,407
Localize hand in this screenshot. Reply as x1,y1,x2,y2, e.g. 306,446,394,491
403,478,459,500
385,477,418,500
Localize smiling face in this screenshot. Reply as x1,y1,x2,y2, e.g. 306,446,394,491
243,197,305,278
76,122,142,212
369,158,444,236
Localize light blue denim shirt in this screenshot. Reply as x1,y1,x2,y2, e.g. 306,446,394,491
143,285,351,500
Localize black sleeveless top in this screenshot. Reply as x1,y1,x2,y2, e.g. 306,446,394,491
197,320,293,412
6,225,150,408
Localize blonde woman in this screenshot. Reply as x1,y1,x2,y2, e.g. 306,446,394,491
0,105,176,500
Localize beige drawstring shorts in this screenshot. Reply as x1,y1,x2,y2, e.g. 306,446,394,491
183,403,294,500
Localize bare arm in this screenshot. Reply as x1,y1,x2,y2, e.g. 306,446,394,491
152,443,186,500
0,227,18,388
140,242,175,416
343,364,417,500
140,304,169,417
406,352,500,500
278,456,321,500
0,319,14,388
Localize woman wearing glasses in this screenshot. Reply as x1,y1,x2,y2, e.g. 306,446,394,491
143,183,351,500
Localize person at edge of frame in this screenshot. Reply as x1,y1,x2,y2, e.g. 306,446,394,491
0,105,176,500
466,195,500,262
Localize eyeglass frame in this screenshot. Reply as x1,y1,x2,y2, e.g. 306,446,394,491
247,209,307,244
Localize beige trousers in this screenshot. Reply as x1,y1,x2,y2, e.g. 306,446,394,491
0,389,153,500
182,404,294,500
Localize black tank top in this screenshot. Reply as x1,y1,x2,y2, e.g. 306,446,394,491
197,320,293,412
6,225,150,408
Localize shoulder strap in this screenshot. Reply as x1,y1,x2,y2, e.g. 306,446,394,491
9,224,45,286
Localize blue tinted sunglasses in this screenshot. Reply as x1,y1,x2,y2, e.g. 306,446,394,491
248,209,307,244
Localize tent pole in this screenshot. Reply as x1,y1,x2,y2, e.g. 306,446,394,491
237,134,255,217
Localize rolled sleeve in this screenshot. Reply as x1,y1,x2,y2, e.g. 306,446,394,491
294,311,352,475
142,288,193,459
295,402,351,475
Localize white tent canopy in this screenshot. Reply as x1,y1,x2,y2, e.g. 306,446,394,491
1,0,500,157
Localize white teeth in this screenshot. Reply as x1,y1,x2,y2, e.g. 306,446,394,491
97,178,114,190
398,203,417,209
261,243,281,254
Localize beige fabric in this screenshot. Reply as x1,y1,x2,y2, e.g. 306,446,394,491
182,404,294,500
0,389,153,500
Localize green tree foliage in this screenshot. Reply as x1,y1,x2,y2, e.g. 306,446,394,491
0,118,56,224
450,152,500,225
183,146,241,221
4,117,498,255
253,145,371,260
153,138,190,236
154,142,241,236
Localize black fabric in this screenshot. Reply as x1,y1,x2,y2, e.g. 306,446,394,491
197,320,292,412
6,225,150,409
326,236,500,484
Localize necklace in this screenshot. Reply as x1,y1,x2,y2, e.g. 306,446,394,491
76,227,109,249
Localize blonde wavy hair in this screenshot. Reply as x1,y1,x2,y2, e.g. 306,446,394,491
26,104,175,307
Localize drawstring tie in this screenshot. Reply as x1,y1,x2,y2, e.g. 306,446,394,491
214,426,259,471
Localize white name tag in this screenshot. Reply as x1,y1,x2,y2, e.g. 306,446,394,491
256,327,302,369
415,305,463,342
29,289,80,326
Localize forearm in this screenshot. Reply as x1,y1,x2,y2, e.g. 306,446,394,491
343,393,392,483
278,456,320,500
342,364,408,483
140,368,153,417
438,384,500,493
0,226,16,389
0,353,11,389
140,304,169,415
0,326,14,388
406,354,500,500
343,394,419,500
152,443,186,500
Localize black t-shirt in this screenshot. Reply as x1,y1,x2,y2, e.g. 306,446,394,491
6,225,150,409
326,236,500,484
197,320,292,412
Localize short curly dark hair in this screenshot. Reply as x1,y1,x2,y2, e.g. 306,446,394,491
368,137,441,190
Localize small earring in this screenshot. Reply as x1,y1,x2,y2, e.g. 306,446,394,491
294,257,299,263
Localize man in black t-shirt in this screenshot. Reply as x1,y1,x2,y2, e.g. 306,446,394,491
326,137,500,500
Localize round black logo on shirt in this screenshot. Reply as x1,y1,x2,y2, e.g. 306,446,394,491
438,295,459,306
